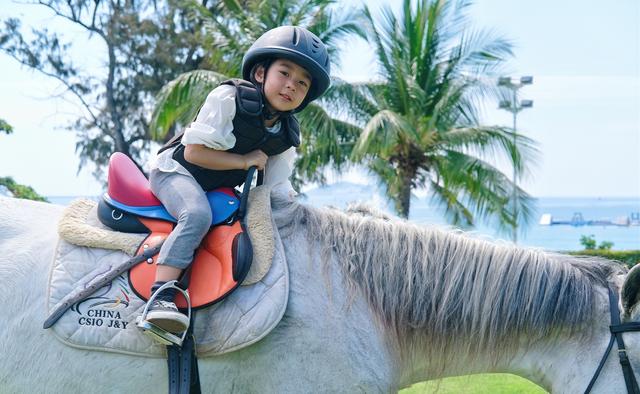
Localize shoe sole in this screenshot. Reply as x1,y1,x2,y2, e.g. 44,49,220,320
145,311,189,333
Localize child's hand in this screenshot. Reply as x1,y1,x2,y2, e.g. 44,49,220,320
243,150,268,170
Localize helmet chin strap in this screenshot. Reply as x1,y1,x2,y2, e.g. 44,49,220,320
262,104,286,121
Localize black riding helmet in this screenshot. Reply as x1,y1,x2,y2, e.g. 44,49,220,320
242,26,331,113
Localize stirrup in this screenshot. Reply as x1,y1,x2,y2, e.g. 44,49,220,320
136,280,192,346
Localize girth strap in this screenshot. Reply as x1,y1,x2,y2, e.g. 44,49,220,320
585,287,640,394
168,313,201,394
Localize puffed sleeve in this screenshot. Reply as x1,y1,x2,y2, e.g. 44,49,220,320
263,146,298,197
181,84,237,150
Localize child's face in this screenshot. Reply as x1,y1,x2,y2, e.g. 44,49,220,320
255,59,312,113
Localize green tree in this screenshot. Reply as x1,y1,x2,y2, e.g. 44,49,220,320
580,235,614,251
0,120,46,201
0,118,12,134
598,241,614,251
324,0,537,231
149,0,366,187
0,0,209,178
580,234,597,250
0,177,48,202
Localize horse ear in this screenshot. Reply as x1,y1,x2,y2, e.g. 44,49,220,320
621,264,640,316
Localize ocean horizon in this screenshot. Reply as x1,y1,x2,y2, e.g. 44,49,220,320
47,182,640,252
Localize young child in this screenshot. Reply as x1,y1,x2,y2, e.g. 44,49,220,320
143,26,331,333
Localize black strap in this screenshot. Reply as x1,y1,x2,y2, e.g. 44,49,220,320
257,169,264,187
167,313,200,394
612,323,640,334
585,287,640,394
167,343,181,393
237,166,257,223
584,334,617,393
609,286,640,394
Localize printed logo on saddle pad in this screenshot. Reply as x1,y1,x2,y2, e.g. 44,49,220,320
71,276,133,330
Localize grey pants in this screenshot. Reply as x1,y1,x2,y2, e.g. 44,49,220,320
149,169,212,269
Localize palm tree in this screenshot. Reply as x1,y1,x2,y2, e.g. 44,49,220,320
325,0,537,233
150,0,366,183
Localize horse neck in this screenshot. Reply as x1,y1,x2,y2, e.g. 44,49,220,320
510,286,624,393
274,200,625,391
397,285,616,392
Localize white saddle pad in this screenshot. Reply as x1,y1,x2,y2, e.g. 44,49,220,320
47,214,288,358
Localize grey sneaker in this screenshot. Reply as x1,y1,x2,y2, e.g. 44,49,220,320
144,300,189,333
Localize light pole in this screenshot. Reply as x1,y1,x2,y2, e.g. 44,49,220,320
497,76,533,243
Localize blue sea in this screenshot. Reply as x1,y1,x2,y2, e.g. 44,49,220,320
49,183,640,251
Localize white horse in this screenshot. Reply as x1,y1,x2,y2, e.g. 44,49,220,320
1,195,640,393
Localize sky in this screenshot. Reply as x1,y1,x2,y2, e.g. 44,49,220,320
0,0,638,198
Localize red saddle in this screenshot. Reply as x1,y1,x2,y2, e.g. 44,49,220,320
103,153,251,310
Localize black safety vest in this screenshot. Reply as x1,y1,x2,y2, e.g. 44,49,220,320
158,79,301,190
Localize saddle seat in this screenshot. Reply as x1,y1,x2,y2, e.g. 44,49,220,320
108,152,162,207
101,152,238,227
107,152,236,207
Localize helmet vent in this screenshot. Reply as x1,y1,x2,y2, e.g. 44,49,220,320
292,28,299,45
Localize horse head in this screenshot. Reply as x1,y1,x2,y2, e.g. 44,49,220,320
622,264,640,320
581,264,640,394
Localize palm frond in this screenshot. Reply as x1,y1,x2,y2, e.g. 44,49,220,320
451,29,513,75
320,77,380,123
310,7,367,69
368,156,408,214
429,150,535,233
221,0,243,14
428,180,475,227
439,126,539,179
353,110,413,159
295,102,360,181
149,70,228,140
363,5,393,81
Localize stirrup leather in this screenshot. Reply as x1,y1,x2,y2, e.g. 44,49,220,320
136,280,192,346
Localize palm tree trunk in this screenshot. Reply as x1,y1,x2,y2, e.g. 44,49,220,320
398,172,413,218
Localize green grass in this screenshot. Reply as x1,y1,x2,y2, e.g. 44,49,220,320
400,374,548,394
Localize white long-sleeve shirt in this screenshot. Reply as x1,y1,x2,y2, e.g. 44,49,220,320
149,84,297,195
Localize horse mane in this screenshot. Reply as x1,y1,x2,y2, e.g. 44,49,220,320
272,195,625,367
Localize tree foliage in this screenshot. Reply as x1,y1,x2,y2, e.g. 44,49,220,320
0,120,45,200
2,0,539,235
323,0,537,233
0,0,210,178
580,234,614,251
0,176,48,202
0,118,12,134
149,0,366,188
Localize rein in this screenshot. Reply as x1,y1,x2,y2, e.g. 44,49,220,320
585,286,640,393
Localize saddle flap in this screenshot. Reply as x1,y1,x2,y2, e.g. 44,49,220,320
128,218,245,309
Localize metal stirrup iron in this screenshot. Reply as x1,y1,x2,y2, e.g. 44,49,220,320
136,280,192,346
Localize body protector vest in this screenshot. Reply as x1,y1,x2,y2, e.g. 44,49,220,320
158,79,301,190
